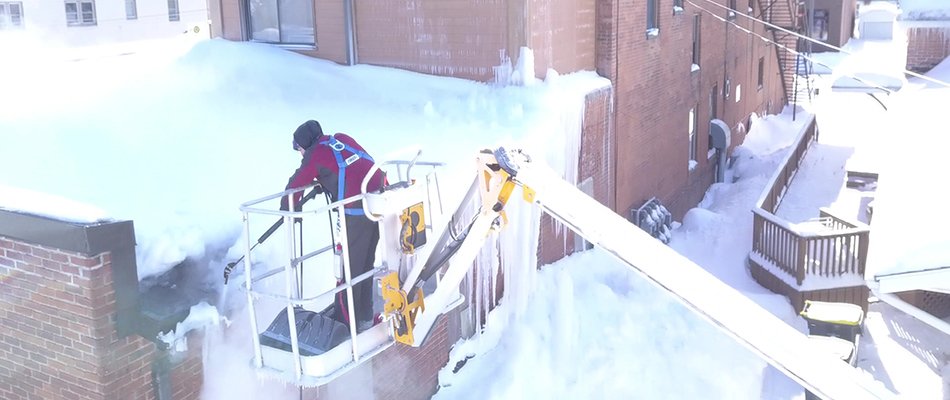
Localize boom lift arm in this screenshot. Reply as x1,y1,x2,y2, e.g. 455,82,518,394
373,148,533,347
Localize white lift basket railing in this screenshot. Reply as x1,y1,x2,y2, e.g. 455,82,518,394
236,148,444,386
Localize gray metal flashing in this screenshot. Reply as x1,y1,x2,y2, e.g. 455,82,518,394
0,210,135,254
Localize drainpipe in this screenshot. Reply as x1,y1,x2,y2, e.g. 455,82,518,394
151,348,173,400
344,0,357,66
869,281,950,336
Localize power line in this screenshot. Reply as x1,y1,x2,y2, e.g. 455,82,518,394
694,0,950,88
686,0,897,94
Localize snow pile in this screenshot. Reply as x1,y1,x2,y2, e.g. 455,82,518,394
157,301,226,350
806,38,908,91
0,184,112,224
671,106,811,309
866,54,950,277
0,37,614,399
899,0,950,21
0,38,606,281
859,1,901,19
435,249,767,399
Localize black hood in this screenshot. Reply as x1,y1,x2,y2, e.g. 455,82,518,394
293,120,324,150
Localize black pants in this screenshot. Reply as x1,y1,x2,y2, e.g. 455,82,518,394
335,214,379,326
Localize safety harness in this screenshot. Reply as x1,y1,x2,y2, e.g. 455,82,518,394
320,135,375,216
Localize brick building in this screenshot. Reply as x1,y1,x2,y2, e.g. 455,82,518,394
0,212,204,400
2,1,793,399
899,1,950,73
208,0,789,397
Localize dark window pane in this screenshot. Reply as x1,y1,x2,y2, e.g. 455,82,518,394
168,0,179,21
278,0,314,44
65,3,79,24
249,0,279,42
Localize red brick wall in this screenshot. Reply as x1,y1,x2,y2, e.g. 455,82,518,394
538,87,613,265
605,0,785,221
906,27,950,73
0,236,203,400
371,312,453,399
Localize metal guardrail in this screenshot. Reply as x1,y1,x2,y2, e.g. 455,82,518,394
235,151,444,382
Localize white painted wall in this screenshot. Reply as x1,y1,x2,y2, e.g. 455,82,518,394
2,0,208,48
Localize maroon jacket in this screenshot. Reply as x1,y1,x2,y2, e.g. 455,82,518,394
282,133,385,212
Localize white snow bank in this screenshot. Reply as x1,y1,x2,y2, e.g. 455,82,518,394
0,38,608,281
859,2,900,17
435,249,767,399
866,54,950,278
0,184,111,224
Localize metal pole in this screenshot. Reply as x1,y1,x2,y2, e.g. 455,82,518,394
344,0,357,65
338,208,360,363
283,215,303,381
244,213,263,368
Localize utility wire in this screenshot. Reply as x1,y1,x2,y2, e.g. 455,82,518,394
694,0,950,88
686,0,897,94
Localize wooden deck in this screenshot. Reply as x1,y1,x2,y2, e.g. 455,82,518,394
749,115,872,312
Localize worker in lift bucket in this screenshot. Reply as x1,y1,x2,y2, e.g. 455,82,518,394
280,119,385,332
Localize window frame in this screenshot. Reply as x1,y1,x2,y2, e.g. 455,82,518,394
691,14,701,67
647,0,659,37
244,0,317,47
65,0,96,27
126,0,136,20
689,107,698,165
0,2,24,29
757,57,764,90
709,84,718,155
168,0,179,22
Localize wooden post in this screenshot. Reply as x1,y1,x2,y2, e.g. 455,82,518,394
797,236,807,286
858,231,869,275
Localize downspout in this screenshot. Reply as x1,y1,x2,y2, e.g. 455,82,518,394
869,281,950,336
344,0,357,65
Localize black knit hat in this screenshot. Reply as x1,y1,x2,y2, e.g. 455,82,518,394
293,120,324,150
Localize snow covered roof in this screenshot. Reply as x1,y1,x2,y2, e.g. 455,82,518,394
859,2,901,20
865,57,950,286
899,0,950,21
0,184,111,224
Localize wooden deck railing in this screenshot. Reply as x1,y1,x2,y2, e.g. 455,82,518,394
751,115,871,286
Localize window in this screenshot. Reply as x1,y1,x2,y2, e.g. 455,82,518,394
748,0,754,13
709,84,718,152
812,10,829,42
168,0,179,21
735,84,741,103
126,0,136,20
65,0,95,26
724,77,731,100
692,14,701,67
728,0,736,19
647,0,659,36
674,0,683,11
689,108,698,166
757,57,764,90
0,2,23,29
247,0,316,46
